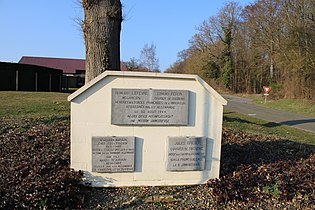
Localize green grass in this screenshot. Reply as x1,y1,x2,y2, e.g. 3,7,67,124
0,91,70,119
253,96,315,117
223,110,315,145
1,91,314,145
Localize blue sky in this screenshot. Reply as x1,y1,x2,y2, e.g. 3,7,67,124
0,0,254,71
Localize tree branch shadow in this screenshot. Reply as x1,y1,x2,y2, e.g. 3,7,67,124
224,112,315,130
223,115,258,125
280,119,315,126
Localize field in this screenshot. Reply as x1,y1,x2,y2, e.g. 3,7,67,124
0,91,314,209
0,91,69,119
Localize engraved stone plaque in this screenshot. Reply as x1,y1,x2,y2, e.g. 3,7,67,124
111,88,189,125
92,136,135,173
167,137,206,171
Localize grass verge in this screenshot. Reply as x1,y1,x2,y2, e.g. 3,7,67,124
252,95,315,117
1,91,314,144
223,110,315,145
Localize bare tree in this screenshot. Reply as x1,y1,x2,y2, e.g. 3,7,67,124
82,0,122,83
123,57,148,72
190,2,242,90
280,0,315,98
140,43,160,72
168,0,314,99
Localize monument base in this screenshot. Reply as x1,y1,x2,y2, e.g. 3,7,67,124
82,171,217,187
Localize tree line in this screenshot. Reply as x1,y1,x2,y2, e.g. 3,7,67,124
166,0,315,99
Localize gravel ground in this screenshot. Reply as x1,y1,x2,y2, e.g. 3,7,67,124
85,184,215,209
85,180,315,209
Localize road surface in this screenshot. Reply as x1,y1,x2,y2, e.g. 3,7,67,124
224,95,315,134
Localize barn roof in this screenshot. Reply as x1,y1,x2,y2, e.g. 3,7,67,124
19,56,85,74
19,56,128,74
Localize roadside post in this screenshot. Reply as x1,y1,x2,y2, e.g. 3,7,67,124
263,86,271,104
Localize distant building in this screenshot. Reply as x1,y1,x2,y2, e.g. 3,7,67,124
0,62,62,92
19,56,127,91
19,56,86,91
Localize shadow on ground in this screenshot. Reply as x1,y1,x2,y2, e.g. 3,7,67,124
220,129,315,176
224,115,282,129
280,119,315,126
224,113,315,129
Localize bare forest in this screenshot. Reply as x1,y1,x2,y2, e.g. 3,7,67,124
166,0,315,99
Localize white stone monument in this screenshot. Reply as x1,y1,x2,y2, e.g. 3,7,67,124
68,71,227,187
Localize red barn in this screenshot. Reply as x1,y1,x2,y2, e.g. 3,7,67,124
19,56,86,90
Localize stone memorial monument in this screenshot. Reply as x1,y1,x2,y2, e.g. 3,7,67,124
68,71,227,187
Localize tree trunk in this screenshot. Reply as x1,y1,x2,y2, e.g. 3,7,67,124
82,0,122,83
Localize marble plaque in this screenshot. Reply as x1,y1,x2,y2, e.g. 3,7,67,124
111,88,189,125
167,137,206,171
92,136,135,173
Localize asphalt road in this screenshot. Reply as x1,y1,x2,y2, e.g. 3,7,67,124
224,95,315,134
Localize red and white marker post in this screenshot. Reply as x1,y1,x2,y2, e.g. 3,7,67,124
263,86,271,104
